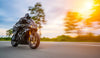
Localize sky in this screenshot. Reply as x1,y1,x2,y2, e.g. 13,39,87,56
0,0,99,38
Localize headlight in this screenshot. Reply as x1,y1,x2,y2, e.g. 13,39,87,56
30,25,32,28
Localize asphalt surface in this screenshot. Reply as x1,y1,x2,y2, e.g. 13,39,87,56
0,41,100,58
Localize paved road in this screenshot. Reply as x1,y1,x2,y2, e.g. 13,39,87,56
0,41,100,58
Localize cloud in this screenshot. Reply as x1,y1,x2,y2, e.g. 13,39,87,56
0,9,7,16
0,28,7,37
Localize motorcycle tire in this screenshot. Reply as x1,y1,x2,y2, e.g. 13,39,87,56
11,40,18,47
29,32,40,49
11,35,18,47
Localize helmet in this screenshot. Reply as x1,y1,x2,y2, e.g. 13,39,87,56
25,13,30,19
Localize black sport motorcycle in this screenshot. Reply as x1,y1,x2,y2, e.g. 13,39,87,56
11,20,40,49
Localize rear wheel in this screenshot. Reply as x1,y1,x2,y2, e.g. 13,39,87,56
29,32,40,49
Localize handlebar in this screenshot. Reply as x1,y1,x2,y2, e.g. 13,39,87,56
14,24,37,30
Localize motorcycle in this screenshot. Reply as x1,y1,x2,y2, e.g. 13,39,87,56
11,20,40,49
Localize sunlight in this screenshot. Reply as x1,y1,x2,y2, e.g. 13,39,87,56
83,28,89,31
79,1,93,17
85,2,93,10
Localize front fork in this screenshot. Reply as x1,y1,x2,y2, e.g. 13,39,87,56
28,30,36,43
28,31,31,41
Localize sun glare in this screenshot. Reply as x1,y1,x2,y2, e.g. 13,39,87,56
85,2,93,10
78,1,93,17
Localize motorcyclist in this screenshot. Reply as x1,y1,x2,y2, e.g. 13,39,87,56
12,13,37,41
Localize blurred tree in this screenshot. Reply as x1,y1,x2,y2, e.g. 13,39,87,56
6,28,13,37
85,0,100,26
64,11,82,35
87,32,94,36
29,2,46,36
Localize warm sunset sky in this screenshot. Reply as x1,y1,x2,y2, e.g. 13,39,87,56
1,0,99,38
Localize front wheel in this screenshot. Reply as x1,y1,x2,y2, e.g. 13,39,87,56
29,32,40,49
11,40,18,47
11,35,18,47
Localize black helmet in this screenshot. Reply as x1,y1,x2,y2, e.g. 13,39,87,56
25,13,30,19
